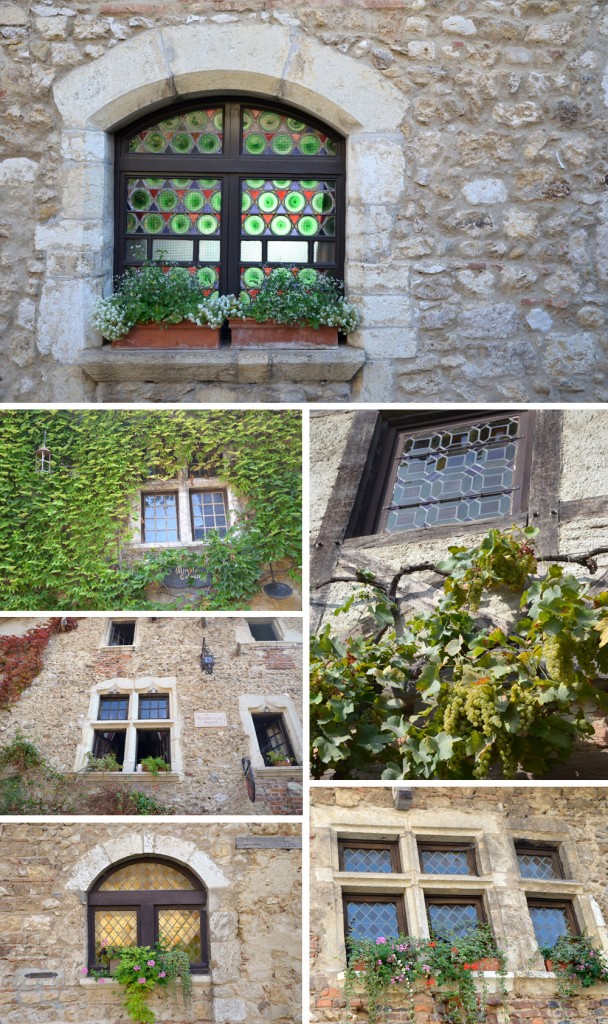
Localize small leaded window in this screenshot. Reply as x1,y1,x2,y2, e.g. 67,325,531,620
343,894,406,940
425,896,485,938
88,858,208,971
138,695,170,720
116,98,344,299
338,839,400,874
190,490,228,539
98,696,129,721
515,842,563,880
373,413,530,534
142,493,179,543
418,841,477,876
252,713,295,766
108,621,136,646
527,898,578,947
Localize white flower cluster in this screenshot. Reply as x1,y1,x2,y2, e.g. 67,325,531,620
325,299,361,334
90,297,135,341
187,294,245,329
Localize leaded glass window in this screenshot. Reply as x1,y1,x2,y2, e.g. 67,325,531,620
88,858,208,971
343,895,406,940
515,843,563,880
425,897,485,939
418,842,477,876
338,840,400,873
376,414,529,534
527,899,578,947
116,99,344,297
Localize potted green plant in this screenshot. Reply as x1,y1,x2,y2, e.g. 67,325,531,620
345,936,426,1024
90,263,240,348
229,268,360,347
265,750,294,767
140,756,171,776
87,942,192,1024
540,935,608,996
83,751,122,773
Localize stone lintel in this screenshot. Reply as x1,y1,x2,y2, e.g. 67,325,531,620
77,347,366,384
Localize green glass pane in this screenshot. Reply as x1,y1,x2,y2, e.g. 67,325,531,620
241,192,252,212
159,116,180,130
321,216,336,236
170,214,191,235
173,178,191,187
287,117,306,131
184,191,205,213
184,111,207,130
213,112,223,131
270,215,292,236
326,138,338,155
271,134,293,155
158,190,178,212
143,213,164,234
126,213,137,233
312,192,334,214
243,267,265,288
245,134,266,155
245,179,265,188
197,214,219,235
200,178,220,188
242,109,253,130
300,134,321,155
297,215,319,236
239,291,252,306
197,267,218,289
171,133,193,153
145,133,167,153
244,215,265,236
272,179,291,188
130,189,151,211
301,180,319,189
198,133,221,154
146,178,165,187
285,191,305,213
210,191,222,212
259,192,279,213
259,111,282,131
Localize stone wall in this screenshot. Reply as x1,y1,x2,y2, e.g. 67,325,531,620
0,820,302,1024
0,0,607,402
0,615,304,814
310,786,608,1023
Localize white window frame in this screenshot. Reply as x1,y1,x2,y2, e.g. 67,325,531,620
128,468,241,549
100,618,139,649
75,676,182,775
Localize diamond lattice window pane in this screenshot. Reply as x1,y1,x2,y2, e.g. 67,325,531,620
94,909,138,949
386,417,519,533
517,854,558,880
528,906,570,947
427,902,479,938
99,861,195,891
158,908,202,962
420,850,471,875
342,848,394,873
347,901,399,940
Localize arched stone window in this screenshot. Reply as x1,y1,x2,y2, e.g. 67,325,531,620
88,857,208,972
115,97,345,300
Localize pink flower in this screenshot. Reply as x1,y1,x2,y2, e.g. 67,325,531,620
146,960,155,967
375,937,386,945
158,972,166,978
133,965,141,971
138,977,147,985
80,968,89,975
98,978,106,985
101,939,109,947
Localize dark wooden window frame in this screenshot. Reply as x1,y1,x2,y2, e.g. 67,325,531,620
138,694,170,720
338,838,401,873
97,695,130,722
514,841,564,880
342,892,407,939
135,728,171,766
108,620,136,647
353,410,535,539
88,857,208,972
252,712,297,766
526,896,579,939
417,840,478,877
424,894,487,936
92,728,127,763
189,488,229,541
141,490,180,543
114,96,346,295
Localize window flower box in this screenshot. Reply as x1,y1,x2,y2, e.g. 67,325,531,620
111,322,221,349
229,319,337,347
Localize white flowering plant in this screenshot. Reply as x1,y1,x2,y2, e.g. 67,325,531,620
90,263,230,340
188,293,244,329
241,268,361,334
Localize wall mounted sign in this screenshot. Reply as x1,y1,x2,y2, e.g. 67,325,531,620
162,567,211,589
195,712,227,727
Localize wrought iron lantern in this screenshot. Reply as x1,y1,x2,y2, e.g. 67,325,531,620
200,638,215,674
35,430,52,474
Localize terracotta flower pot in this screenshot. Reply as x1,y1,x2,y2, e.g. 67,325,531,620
477,957,501,972
350,959,367,972
111,322,221,349
545,958,568,972
229,319,338,347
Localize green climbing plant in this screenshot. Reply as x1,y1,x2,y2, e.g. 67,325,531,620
311,527,608,780
0,409,301,609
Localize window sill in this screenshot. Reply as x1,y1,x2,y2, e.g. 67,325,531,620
258,765,303,777
78,771,181,782
79,974,210,989
78,345,365,385
343,513,529,553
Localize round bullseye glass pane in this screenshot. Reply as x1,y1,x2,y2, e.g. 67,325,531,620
158,190,178,212
184,192,205,213
143,213,164,234
245,134,265,155
285,191,305,213
297,215,319,236
243,267,265,288
259,192,279,213
244,215,265,236
197,214,219,235
270,215,291,236
170,214,191,234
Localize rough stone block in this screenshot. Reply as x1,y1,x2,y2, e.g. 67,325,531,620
459,304,519,340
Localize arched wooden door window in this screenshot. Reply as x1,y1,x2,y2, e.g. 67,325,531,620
115,98,345,301
88,857,209,972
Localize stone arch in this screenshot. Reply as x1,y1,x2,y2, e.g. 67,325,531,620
37,22,409,372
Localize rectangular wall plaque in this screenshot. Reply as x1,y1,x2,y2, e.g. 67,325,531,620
195,712,228,728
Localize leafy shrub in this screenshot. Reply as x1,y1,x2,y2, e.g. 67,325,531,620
242,268,360,332
84,751,122,773
140,756,170,776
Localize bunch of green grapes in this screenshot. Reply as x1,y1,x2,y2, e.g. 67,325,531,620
443,680,499,737
443,680,541,778
543,634,576,684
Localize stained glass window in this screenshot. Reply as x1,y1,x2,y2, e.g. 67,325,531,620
344,898,403,940
116,99,344,296
516,845,562,880
380,416,523,533
89,858,208,971
528,902,576,947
